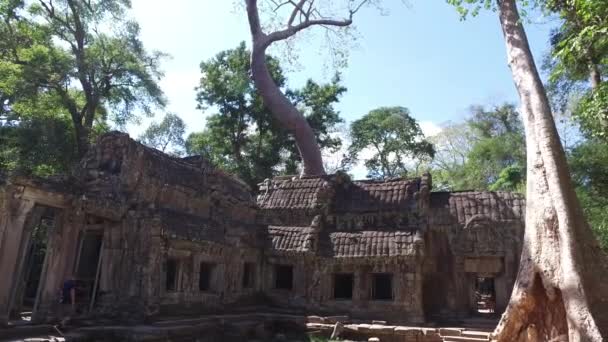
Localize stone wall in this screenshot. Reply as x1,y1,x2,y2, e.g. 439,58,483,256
0,132,526,327
0,132,265,324
423,191,525,320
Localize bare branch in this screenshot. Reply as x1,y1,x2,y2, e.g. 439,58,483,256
350,0,369,16
306,0,315,17
267,17,352,44
270,0,290,12
287,0,307,27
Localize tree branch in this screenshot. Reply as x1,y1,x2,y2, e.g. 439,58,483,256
270,0,290,11
287,0,307,27
245,0,265,39
349,0,369,17
266,17,352,45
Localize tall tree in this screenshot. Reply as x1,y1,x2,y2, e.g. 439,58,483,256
347,106,435,179
244,0,369,176
283,74,346,174
191,43,346,189
430,104,525,191
450,0,608,340
569,139,608,251
545,0,608,141
2,0,165,157
139,113,186,155
466,103,525,191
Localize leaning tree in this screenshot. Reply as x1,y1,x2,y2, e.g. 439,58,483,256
244,0,370,176
450,0,608,340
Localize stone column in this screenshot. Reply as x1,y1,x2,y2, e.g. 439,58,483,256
0,191,36,325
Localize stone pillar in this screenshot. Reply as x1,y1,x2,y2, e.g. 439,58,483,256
411,263,425,323
494,255,513,313
0,191,36,325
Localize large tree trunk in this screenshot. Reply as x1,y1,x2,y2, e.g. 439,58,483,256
492,0,608,341
244,0,326,176
249,43,325,176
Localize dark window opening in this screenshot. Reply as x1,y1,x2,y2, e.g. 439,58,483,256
475,276,496,314
199,262,214,292
333,273,354,300
274,265,293,290
372,273,393,300
165,259,178,292
242,263,255,289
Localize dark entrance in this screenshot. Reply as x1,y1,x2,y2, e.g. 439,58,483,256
475,276,496,314
274,265,293,290
73,229,104,312
371,273,393,300
333,273,354,300
10,206,57,321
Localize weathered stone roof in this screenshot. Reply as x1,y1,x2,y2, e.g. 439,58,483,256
267,225,315,254
321,230,423,258
429,191,525,227
257,176,332,210
258,173,428,214
77,132,252,202
334,178,421,213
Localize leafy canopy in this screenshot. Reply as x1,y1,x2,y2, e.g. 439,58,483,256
1,0,166,157
430,103,526,192
187,43,345,189
139,113,186,155
347,106,435,179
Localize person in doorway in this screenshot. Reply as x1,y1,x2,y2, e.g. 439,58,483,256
58,275,78,326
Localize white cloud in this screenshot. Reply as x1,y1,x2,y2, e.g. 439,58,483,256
420,120,442,137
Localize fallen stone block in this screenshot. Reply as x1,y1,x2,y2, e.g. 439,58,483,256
325,315,348,324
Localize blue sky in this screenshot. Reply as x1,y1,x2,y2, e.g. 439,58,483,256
127,0,555,138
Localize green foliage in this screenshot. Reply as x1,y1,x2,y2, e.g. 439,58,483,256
347,106,435,179
489,164,525,192
546,0,608,83
575,83,608,142
1,0,166,156
0,114,77,176
284,75,346,174
543,0,607,141
429,103,526,191
569,139,608,251
139,113,186,155
190,43,345,189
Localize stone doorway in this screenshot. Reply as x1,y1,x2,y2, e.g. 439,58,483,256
73,229,104,312
474,276,496,315
8,206,57,322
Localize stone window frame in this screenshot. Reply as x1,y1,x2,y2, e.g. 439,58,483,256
165,258,181,292
242,262,255,289
273,264,294,291
371,273,394,301
332,273,355,300
199,262,216,292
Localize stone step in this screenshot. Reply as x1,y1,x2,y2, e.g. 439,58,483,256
462,330,491,339
442,335,490,342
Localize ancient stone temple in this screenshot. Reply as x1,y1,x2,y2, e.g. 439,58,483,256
0,132,525,327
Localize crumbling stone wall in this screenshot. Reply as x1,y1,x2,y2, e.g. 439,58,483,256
424,191,525,320
0,132,526,327
0,132,265,323
258,174,430,323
